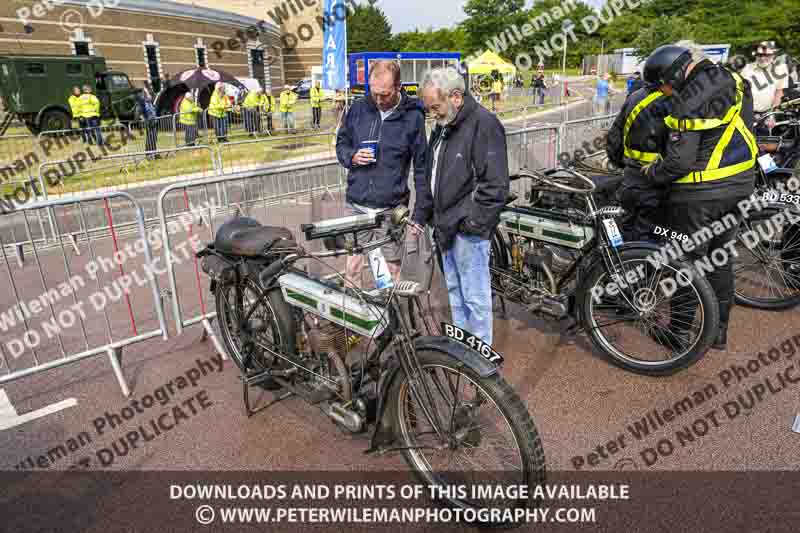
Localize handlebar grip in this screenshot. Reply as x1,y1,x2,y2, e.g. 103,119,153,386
258,260,285,286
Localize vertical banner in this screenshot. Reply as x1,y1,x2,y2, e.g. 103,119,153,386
323,0,347,90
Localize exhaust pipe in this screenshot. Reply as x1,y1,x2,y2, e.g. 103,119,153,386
325,401,363,433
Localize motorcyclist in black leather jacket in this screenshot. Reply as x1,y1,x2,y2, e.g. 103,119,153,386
642,44,758,351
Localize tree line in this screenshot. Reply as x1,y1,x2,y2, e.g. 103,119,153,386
347,0,800,68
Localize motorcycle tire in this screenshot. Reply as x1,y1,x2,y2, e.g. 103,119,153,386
386,348,546,527
579,247,719,376
215,275,296,388
734,205,800,310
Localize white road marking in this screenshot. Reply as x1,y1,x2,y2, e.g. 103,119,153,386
0,389,77,431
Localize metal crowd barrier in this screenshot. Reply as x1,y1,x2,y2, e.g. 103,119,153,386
127,114,181,153
156,159,344,345
558,113,616,162
0,134,38,181
3,110,590,254
36,145,219,227
506,125,560,177
36,124,130,164
216,131,337,174
201,104,337,142
0,191,168,396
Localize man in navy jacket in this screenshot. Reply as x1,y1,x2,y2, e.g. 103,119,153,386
417,67,509,345
336,60,428,285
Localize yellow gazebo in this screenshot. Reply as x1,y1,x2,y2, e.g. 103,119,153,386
467,50,518,76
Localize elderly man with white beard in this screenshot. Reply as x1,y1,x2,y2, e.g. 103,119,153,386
415,67,509,345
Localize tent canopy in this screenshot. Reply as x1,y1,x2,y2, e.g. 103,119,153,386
467,51,517,75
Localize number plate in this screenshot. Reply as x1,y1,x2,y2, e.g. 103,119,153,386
441,323,504,365
761,189,800,205
758,154,778,174
602,218,624,248
368,248,394,290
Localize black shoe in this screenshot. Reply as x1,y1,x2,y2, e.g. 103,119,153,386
712,323,728,351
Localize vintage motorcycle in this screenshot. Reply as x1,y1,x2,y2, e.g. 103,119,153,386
196,206,546,521
560,147,800,312
732,115,800,310
753,98,800,169
484,167,720,376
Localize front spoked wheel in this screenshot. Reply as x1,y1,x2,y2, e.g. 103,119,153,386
580,247,719,376
387,349,546,525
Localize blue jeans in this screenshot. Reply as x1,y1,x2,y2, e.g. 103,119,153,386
593,96,610,115
282,111,296,130
88,117,104,145
442,233,493,345
213,116,228,141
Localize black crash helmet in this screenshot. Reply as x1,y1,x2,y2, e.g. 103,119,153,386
643,45,693,90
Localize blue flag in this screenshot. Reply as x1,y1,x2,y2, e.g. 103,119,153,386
323,0,347,90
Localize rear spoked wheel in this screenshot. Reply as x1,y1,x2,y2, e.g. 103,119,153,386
733,206,800,310
215,276,296,388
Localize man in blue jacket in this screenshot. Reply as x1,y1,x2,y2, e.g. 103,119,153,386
336,60,428,286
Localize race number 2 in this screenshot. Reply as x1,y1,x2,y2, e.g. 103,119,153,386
441,323,505,365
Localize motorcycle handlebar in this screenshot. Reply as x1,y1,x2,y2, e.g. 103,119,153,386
258,222,407,285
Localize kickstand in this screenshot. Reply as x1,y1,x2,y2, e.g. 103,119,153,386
242,370,293,417
562,316,583,337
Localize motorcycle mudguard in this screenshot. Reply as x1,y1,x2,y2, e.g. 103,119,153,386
575,241,670,305
367,336,499,452
581,240,666,273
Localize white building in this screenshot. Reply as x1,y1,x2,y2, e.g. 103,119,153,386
612,44,731,75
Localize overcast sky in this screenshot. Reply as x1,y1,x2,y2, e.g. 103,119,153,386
380,0,606,33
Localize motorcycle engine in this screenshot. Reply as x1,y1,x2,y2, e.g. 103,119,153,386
514,239,578,280
539,245,580,275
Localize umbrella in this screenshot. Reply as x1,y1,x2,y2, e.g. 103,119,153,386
173,67,245,91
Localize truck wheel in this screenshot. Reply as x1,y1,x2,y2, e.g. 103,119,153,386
25,120,41,135
40,110,71,132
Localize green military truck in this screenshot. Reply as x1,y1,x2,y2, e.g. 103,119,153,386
0,55,142,135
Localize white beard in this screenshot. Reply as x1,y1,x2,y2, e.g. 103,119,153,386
436,102,458,127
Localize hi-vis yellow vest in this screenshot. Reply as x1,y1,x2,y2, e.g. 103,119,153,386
179,98,200,126
310,87,322,108
279,90,297,113
68,95,82,118
80,94,100,118
208,91,229,119
664,72,757,183
260,94,274,113
623,90,665,163
242,90,261,109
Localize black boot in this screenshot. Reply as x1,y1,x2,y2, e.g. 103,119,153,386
712,321,728,351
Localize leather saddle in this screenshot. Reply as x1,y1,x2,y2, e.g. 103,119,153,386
214,217,296,257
